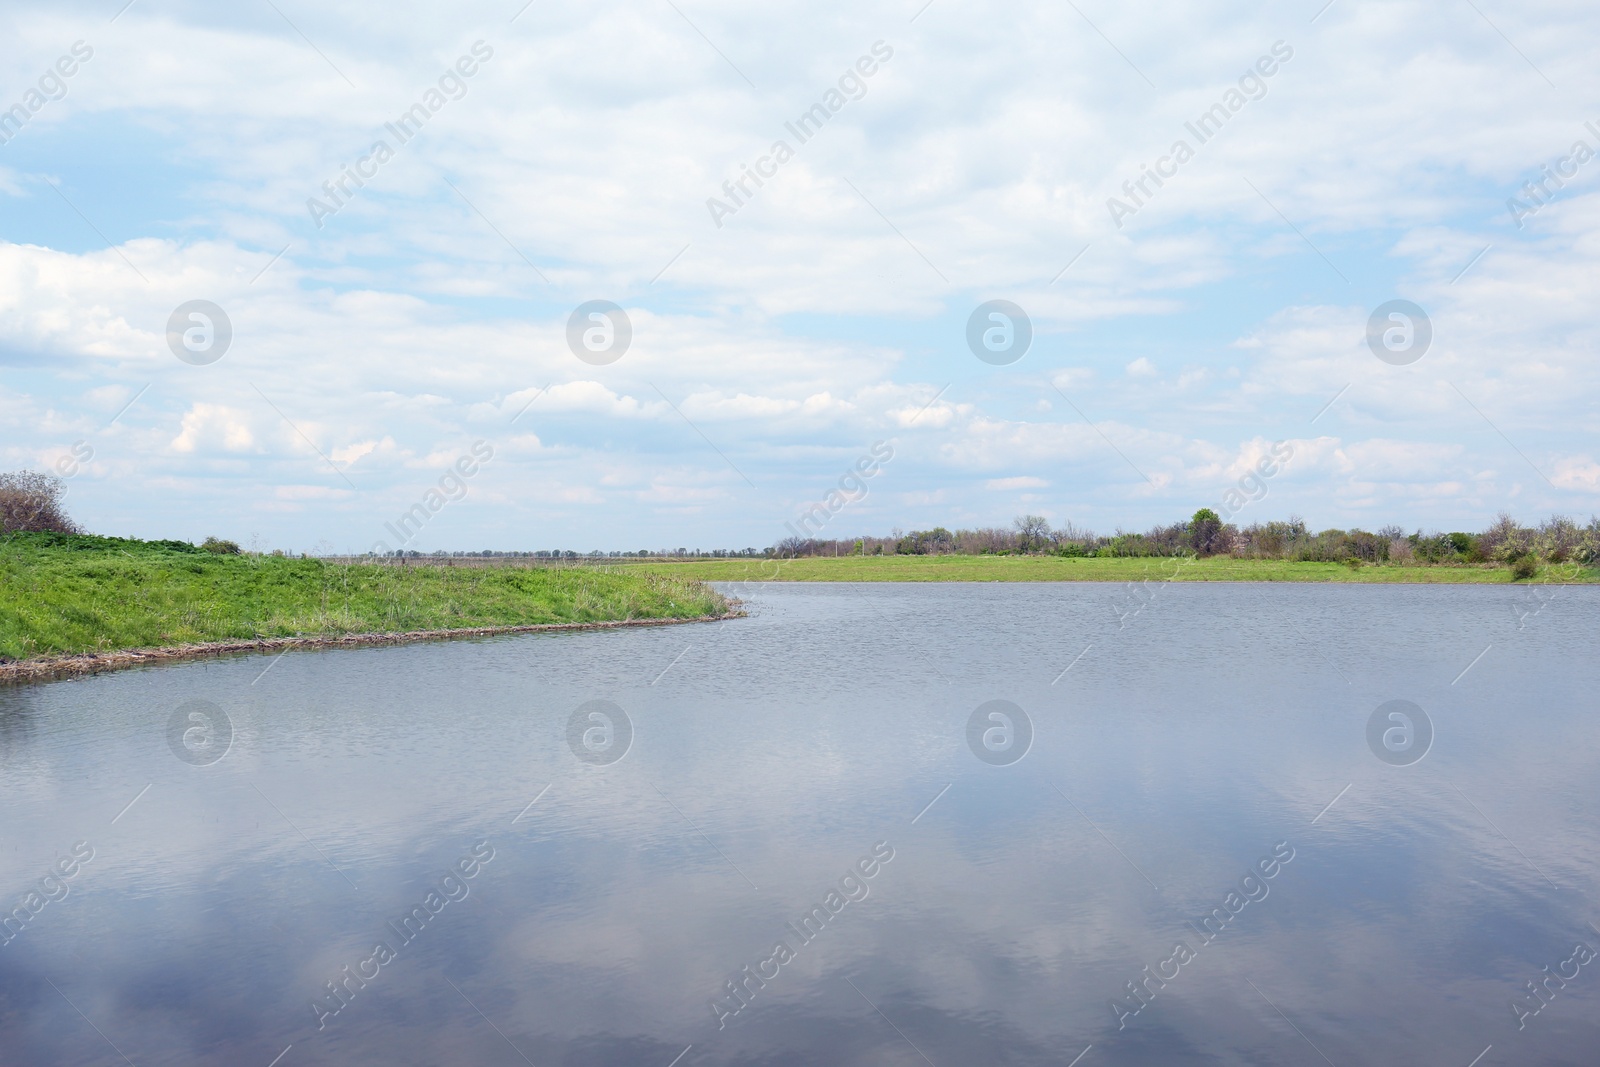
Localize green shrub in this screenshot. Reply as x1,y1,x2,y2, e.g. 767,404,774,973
1,531,198,554
1510,555,1538,580
1189,508,1224,556
201,537,242,555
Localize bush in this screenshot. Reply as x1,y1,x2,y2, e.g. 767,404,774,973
1347,529,1385,561
0,471,79,534
1510,555,1538,580
1480,513,1528,561
201,537,242,555
1535,515,1581,563
0,532,197,554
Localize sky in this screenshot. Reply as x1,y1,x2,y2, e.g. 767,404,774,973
0,0,1596,553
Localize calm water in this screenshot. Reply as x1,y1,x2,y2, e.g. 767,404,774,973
1,582,1597,1066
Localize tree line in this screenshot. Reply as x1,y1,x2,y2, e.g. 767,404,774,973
773,510,1600,574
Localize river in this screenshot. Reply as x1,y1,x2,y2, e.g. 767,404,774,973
1,582,1595,1065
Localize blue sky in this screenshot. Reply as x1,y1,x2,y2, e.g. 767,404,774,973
1,0,1596,552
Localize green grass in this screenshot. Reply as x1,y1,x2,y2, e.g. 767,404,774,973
0,533,730,661
631,553,1600,585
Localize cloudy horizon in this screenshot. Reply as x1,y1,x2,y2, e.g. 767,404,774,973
3,0,1597,553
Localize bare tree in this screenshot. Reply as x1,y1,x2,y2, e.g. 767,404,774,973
1012,514,1051,553
1051,520,1095,545
0,471,79,534
774,536,811,558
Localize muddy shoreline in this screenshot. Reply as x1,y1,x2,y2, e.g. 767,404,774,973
0,612,744,685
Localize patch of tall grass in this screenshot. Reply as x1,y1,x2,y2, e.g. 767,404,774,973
0,534,729,660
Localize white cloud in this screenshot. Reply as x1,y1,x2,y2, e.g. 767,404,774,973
331,438,388,466
1551,457,1600,491
170,404,256,454
2,0,1598,546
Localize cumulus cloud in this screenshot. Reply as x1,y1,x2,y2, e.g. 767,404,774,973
1,0,1597,546
171,404,256,453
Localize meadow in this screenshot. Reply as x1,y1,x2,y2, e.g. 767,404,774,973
0,533,730,661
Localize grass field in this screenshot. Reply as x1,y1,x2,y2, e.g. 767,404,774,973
0,534,730,661
633,553,1600,585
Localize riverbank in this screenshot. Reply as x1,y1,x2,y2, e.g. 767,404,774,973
632,554,1600,583
0,614,741,684
0,534,733,680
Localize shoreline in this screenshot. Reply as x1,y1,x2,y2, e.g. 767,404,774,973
0,611,744,686
638,555,1599,585
698,576,1597,586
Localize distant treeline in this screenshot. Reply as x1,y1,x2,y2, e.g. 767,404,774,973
773,512,1600,573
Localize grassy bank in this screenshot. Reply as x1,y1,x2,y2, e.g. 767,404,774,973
0,533,731,662
633,554,1600,584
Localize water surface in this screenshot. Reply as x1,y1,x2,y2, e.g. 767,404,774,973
1,582,1596,1065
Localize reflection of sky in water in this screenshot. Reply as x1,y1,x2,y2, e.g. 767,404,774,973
0,583,1596,1065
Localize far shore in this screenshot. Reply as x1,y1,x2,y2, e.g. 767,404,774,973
0,612,741,685
629,554,1600,584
